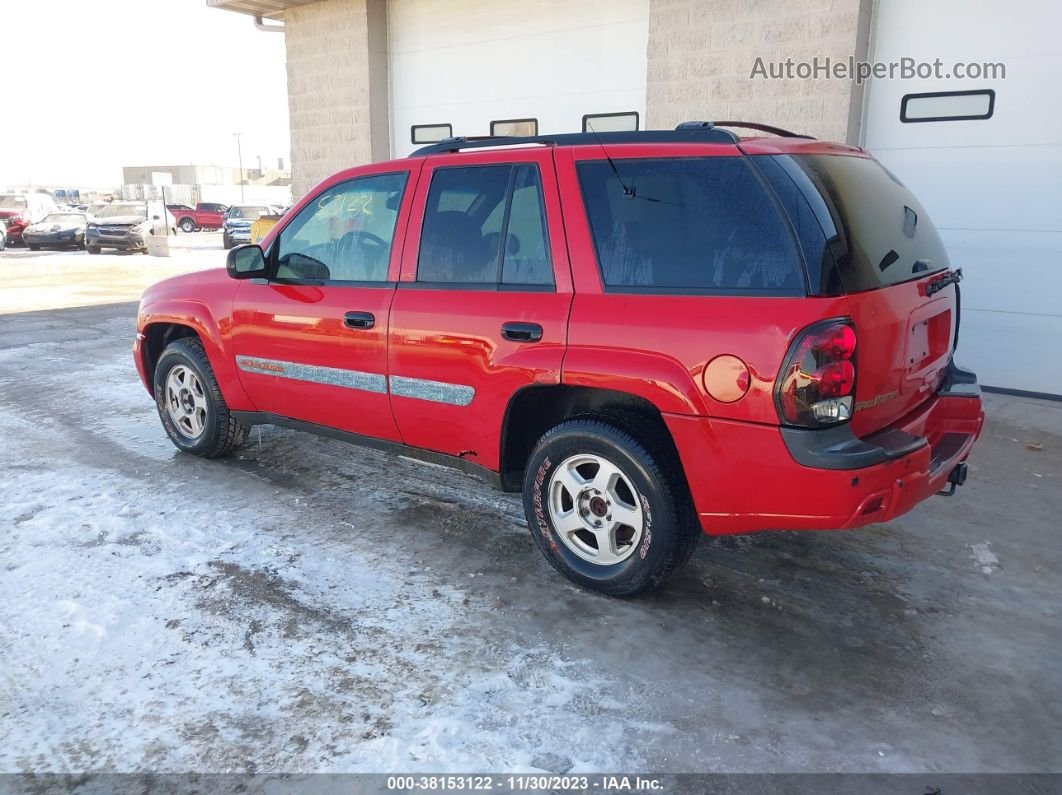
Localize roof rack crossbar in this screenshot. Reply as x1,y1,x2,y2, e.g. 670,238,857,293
409,128,740,157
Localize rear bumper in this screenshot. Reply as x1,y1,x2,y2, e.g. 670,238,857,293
666,363,985,535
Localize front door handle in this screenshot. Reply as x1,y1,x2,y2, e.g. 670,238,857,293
501,322,543,343
344,311,375,329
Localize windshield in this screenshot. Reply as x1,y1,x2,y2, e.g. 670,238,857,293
0,195,28,209
96,204,147,220
41,214,85,225
228,206,269,219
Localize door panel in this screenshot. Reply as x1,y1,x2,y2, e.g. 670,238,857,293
389,149,573,471
230,282,400,440
230,165,419,441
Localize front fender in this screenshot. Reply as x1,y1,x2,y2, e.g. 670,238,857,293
138,298,256,411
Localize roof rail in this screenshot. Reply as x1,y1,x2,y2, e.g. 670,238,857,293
708,120,814,139
409,127,740,157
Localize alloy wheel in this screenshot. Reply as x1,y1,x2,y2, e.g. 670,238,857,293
165,365,208,439
548,453,644,565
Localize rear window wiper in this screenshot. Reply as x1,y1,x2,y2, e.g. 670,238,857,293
925,267,963,297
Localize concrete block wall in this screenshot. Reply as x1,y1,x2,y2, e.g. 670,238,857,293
284,0,388,197
646,0,871,143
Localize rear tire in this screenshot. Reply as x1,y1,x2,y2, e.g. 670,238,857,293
87,245,101,255
179,218,196,233
153,337,248,458
522,415,700,597
28,245,40,251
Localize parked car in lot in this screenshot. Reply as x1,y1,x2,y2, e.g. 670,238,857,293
222,204,278,249
249,207,289,245
87,201,165,254
172,202,228,233
22,211,88,250
134,123,985,597
1,192,58,246
0,219,6,251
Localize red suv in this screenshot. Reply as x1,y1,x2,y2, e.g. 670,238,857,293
134,123,984,597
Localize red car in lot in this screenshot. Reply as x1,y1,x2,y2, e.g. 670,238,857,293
171,202,229,233
134,122,984,596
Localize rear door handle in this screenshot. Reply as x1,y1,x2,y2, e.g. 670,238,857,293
501,322,543,343
344,311,375,329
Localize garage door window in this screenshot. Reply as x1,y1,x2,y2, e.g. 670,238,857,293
490,118,538,137
583,112,640,132
412,123,453,144
900,89,995,123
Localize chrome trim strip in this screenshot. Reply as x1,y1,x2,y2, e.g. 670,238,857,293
389,375,475,407
235,355,387,394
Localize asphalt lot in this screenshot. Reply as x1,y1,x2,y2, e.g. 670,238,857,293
1,248,1060,774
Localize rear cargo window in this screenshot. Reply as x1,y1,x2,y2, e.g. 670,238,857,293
576,157,804,294
773,154,950,293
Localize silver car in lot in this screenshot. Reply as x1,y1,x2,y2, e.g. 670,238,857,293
222,204,279,249
86,202,165,254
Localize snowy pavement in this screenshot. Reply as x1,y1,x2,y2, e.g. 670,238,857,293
1,294,1061,774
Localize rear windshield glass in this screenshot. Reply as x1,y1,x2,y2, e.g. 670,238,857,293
770,154,950,293
576,157,804,293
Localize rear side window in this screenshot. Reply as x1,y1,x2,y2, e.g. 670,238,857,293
576,157,804,293
418,164,553,288
774,154,950,293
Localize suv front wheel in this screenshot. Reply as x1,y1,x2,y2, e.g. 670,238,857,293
153,337,248,458
522,416,700,597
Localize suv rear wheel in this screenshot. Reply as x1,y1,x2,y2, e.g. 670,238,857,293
522,416,700,597
153,337,247,458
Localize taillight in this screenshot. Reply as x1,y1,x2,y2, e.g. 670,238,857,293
776,319,857,427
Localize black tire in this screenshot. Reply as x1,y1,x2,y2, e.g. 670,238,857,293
153,337,248,458
222,233,233,250
522,415,700,597
87,245,101,255
179,218,197,233
77,238,86,250
28,245,40,251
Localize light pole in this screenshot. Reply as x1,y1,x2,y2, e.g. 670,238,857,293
233,132,245,202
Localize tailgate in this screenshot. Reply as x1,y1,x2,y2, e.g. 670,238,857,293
764,151,961,436
846,276,957,436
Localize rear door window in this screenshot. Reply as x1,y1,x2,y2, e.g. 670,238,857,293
417,164,554,288
576,157,804,294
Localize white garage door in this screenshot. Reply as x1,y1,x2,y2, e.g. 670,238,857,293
863,0,1062,396
388,0,649,157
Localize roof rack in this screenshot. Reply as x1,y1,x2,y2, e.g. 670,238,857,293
409,126,740,157
709,120,814,139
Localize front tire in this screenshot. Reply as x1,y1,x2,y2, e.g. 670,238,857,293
222,233,233,250
153,337,248,458
28,245,40,251
87,245,101,255
522,416,700,597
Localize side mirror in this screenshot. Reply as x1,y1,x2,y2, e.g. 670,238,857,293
226,244,268,279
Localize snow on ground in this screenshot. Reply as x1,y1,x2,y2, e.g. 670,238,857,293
0,336,661,773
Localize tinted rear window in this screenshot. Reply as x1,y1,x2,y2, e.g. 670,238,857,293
576,157,804,294
770,154,950,293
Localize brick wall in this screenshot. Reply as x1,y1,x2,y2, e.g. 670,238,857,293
284,0,388,198
646,0,871,143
